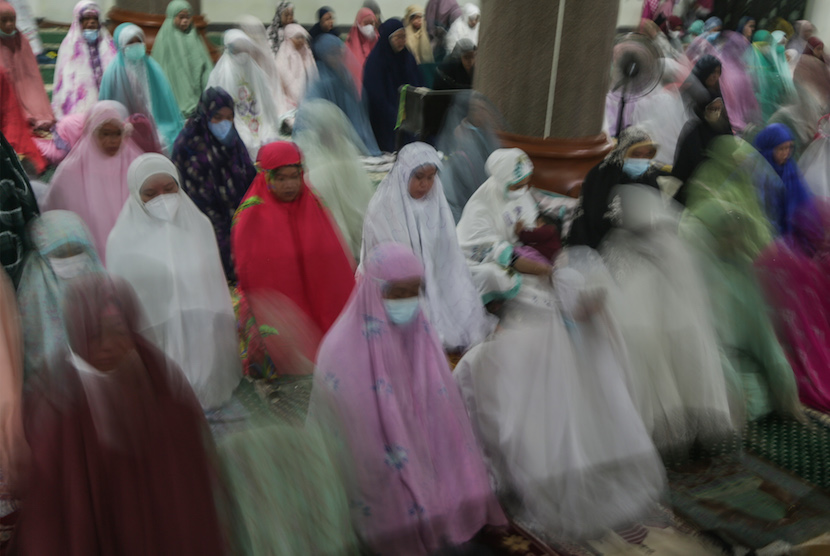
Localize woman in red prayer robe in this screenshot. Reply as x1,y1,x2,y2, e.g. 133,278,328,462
11,275,226,556
0,66,45,174
231,141,355,378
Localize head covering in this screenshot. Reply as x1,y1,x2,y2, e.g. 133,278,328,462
0,2,53,129
804,36,824,58
171,87,256,279
98,23,184,152
362,0,381,20
17,211,105,378
13,272,226,555
704,17,722,33
231,141,355,340
361,142,495,350
603,126,655,168
404,4,433,64
206,30,284,160
236,14,287,113
309,6,337,40
293,99,375,259
42,100,144,261
445,3,479,53
34,112,86,165
0,66,46,173
267,1,294,53
310,242,505,553
747,34,796,121
424,0,463,35
736,15,754,35
0,130,38,287
799,114,830,198
151,0,213,116
51,1,117,119
688,20,704,36
105,154,241,409
363,18,424,152
345,6,379,84
274,23,318,111
434,37,475,90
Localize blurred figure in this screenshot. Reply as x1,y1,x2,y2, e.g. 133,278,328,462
680,55,731,127
568,127,666,249
267,1,294,53
4,0,40,56
309,243,506,554
275,24,318,113
308,6,337,42
237,15,288,115
13,275,226,555
361,143,495,352
231,142,354,362
404,5,433,64
746,30,795,122
35,113,86,166
444,3,479,53
172,87,256,280
789,19,815,56
52,1,117,120
0,131,38,287
0,271,27,498
151,0,213,117
106,154,242,409
794,37,830,112
684,19,704,46
207,30,283,160
0,1,53,131
436,90,503,221
736,15,756,43
630,61,689,167
42,101,143,262
425,0,462,37
362,0,382,22
17,211,104,379
363,19,424,152
306,34,381,156
800,114,830,197
433,38,475,90
599,184,733,458
99,23,184,152
345,7,378,93
293,99,374,259
642,0,675,21
0,66,46,174
767,83,824,161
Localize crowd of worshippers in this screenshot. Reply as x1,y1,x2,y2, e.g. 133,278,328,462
0,0,830,553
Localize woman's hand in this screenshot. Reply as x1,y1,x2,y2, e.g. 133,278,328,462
513,220,525,237
511,256,552,276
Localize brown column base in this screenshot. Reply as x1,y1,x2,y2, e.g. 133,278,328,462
498,131,613,198
107,6,221,63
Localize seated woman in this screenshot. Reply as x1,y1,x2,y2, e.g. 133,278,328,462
275,24,318,114
0,130,39,287
0,65,46,174
293,99,374,260
106,154,241,409
17,211,104,379
13,274,225,555
361,142,495,352
433,38,475,90
455,149,666,540
151,0,213,117
207,30,282,160
568,127,666,250
309,242,506,555
444,3,479,53
231,141,355,374
344,7,378,87
52,1,116,119
0,1,53,131
42,100,143,262
171,87,255,280
363,19,424,153
99,23,183,152
306,34,381,156
404,5,433,64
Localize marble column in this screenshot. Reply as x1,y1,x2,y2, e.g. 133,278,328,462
475,0,619,195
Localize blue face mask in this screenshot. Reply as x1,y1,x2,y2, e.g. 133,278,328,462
622,158,651,178
208,119,233,143
124,42,145,62
383,297,420,325
83,29,99,43
707,31,720,43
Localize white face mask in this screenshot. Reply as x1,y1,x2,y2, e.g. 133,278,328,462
144,193,181,221
49,253,92,280
359,24,376,39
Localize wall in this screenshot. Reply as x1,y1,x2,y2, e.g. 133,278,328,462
805,0,829,34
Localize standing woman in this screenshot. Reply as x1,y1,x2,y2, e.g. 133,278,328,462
98,23,183,153
404,5,433,65
363,19,424,153
106,154,242,410
275,24,318,113
345,7,378,89
51,1,117,120
267,1,294,54
444,3,479,53
42,101,143,261
0,2,53,131
171,87,256,280
151,0,213,117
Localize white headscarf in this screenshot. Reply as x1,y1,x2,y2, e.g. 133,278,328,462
237,15,287,114
206,30,283,160
361,142,495,351
105,153,241,409
275,23,319,111
445,3,480,53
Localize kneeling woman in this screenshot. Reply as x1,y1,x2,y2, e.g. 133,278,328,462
106,154,242,409
309,243,505,555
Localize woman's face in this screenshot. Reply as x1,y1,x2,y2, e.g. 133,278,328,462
628,145,657,159
705,65,722,89
382,277,422,299
408,164,438,199
280,8,294,26
174,9,192,32
291,35,306,50
266,165,303,202
467,15,479,28
814,44,825,59
773,141,794,166
389,28,407,52
507,174,532,191
81,14,99,30
0,12,15,35
86,308,135,372
742,20,756,40
140,173,179,203
321,11,335,32
210,106,233,123
410,13,423,31
96,122,124,157
461,50,476,73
